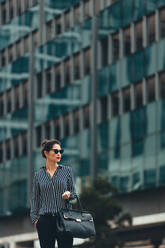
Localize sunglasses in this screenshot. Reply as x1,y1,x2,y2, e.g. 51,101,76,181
51,149,64,154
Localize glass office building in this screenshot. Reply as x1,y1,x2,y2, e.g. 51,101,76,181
0,0,165,230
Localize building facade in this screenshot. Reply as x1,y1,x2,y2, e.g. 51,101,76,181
0,0,165,247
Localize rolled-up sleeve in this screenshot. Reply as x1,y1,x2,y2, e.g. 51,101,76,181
67,167,77,200
30,173,40,224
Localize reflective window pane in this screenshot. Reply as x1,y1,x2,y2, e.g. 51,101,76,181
100,96,108,122
146,75,156,103
135,81,143,109
123,86,131,113
100,36,108,67
160,7,165,39
147,13,156,45
123,25,131,56
135,19,143,52
112,32,119,62
159,71,165,98
111,91,119,117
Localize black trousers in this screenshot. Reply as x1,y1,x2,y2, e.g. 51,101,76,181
36,215,73,248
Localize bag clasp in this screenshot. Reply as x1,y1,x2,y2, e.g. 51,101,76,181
76,218,81,222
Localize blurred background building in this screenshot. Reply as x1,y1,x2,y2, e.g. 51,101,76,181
0,0,165,247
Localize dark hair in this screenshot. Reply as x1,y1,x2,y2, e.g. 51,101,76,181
41,139,61,159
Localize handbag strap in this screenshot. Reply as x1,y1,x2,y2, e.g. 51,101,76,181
65,195,83,212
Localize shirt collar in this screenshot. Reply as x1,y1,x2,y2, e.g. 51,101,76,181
41,165,63,170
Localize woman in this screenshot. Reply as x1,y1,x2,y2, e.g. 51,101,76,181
30,139,76,248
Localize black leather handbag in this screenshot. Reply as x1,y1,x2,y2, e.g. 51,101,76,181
56,196,96,238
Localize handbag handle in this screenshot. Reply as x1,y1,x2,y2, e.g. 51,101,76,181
65,195,83,212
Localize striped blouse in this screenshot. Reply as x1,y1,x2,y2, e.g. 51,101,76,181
30,165,76,224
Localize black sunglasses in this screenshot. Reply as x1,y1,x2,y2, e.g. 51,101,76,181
51,149,64,154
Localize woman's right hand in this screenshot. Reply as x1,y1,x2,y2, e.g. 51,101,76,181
34,220,38,227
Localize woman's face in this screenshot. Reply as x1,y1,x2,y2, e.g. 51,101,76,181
44,143,62,163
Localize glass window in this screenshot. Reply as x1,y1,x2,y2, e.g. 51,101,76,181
64,113,70,137
84,47,91,75
98,67,109,97
121,113,131,144
123,25,131,56
135,19,143,51
24,35,29,53
64,59,71,86
159,71,165,99
7,90,12,113
55,64,61,90
1,2,6,24
130,108,147,140
46,69,51,94
36,126,42,147
99,9,109,38
158,39,165,72
84,0,91,19
112,32,119,62
109,63,120,92
6,140,11,160
15,85,20,109
111,91,119,117
98,122,109,153
36,73,42,98
122,0,134,27
8,45,14,63
146,102,156,134
109,148,120,188
56,16,62,35
1,49,6,67
100,96,108,122
0,94,4,116
33,30,39,47
17,0,21,15
144,135,156,188
83,104,90,129
9,4,14,19
45,122,51,139
147,13,155,45
54,118,60,140
145,0,157,14
74,3,81,25
134,81,143,108
132,139,144,157
160,7,165,39
64,10,70,30
46,20,52,41
16,40,22,58
146,75,156,103
100,36,108,67
109,117,121,148
0,143,3,163
123,86,131,113
120,144,132,192
22,132,27,154
73,109,80,134
82,18,92,49
14,136,19,157
144,44,157,77
109,1,122,31
74,53,80,80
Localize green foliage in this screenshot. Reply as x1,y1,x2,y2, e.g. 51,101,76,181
75,178,132,248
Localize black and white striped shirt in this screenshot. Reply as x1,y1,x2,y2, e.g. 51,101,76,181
30,165,76,224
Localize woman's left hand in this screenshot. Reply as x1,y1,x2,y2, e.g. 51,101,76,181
62,191,71,199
